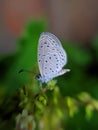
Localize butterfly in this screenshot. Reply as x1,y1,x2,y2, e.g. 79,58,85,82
36,32,70,83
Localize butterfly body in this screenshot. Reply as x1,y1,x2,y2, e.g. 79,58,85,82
37,32,70,83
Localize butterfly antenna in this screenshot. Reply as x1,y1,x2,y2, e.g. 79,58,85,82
18,69,24,73
18,69,36,75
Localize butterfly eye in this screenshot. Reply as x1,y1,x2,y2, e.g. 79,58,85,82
36,74,41,80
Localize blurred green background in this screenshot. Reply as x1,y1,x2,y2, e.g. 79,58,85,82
0,0,98,130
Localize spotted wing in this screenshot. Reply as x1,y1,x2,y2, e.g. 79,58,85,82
38,32,67,79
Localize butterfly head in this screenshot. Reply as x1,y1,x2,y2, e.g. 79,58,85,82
36,74,42,80
36,74,52,83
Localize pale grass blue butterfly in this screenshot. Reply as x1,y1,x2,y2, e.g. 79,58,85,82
36,32,70,83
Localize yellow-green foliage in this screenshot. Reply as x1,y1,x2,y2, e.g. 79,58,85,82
0,20,98,130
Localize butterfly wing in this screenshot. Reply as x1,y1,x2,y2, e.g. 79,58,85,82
38,32,67,82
